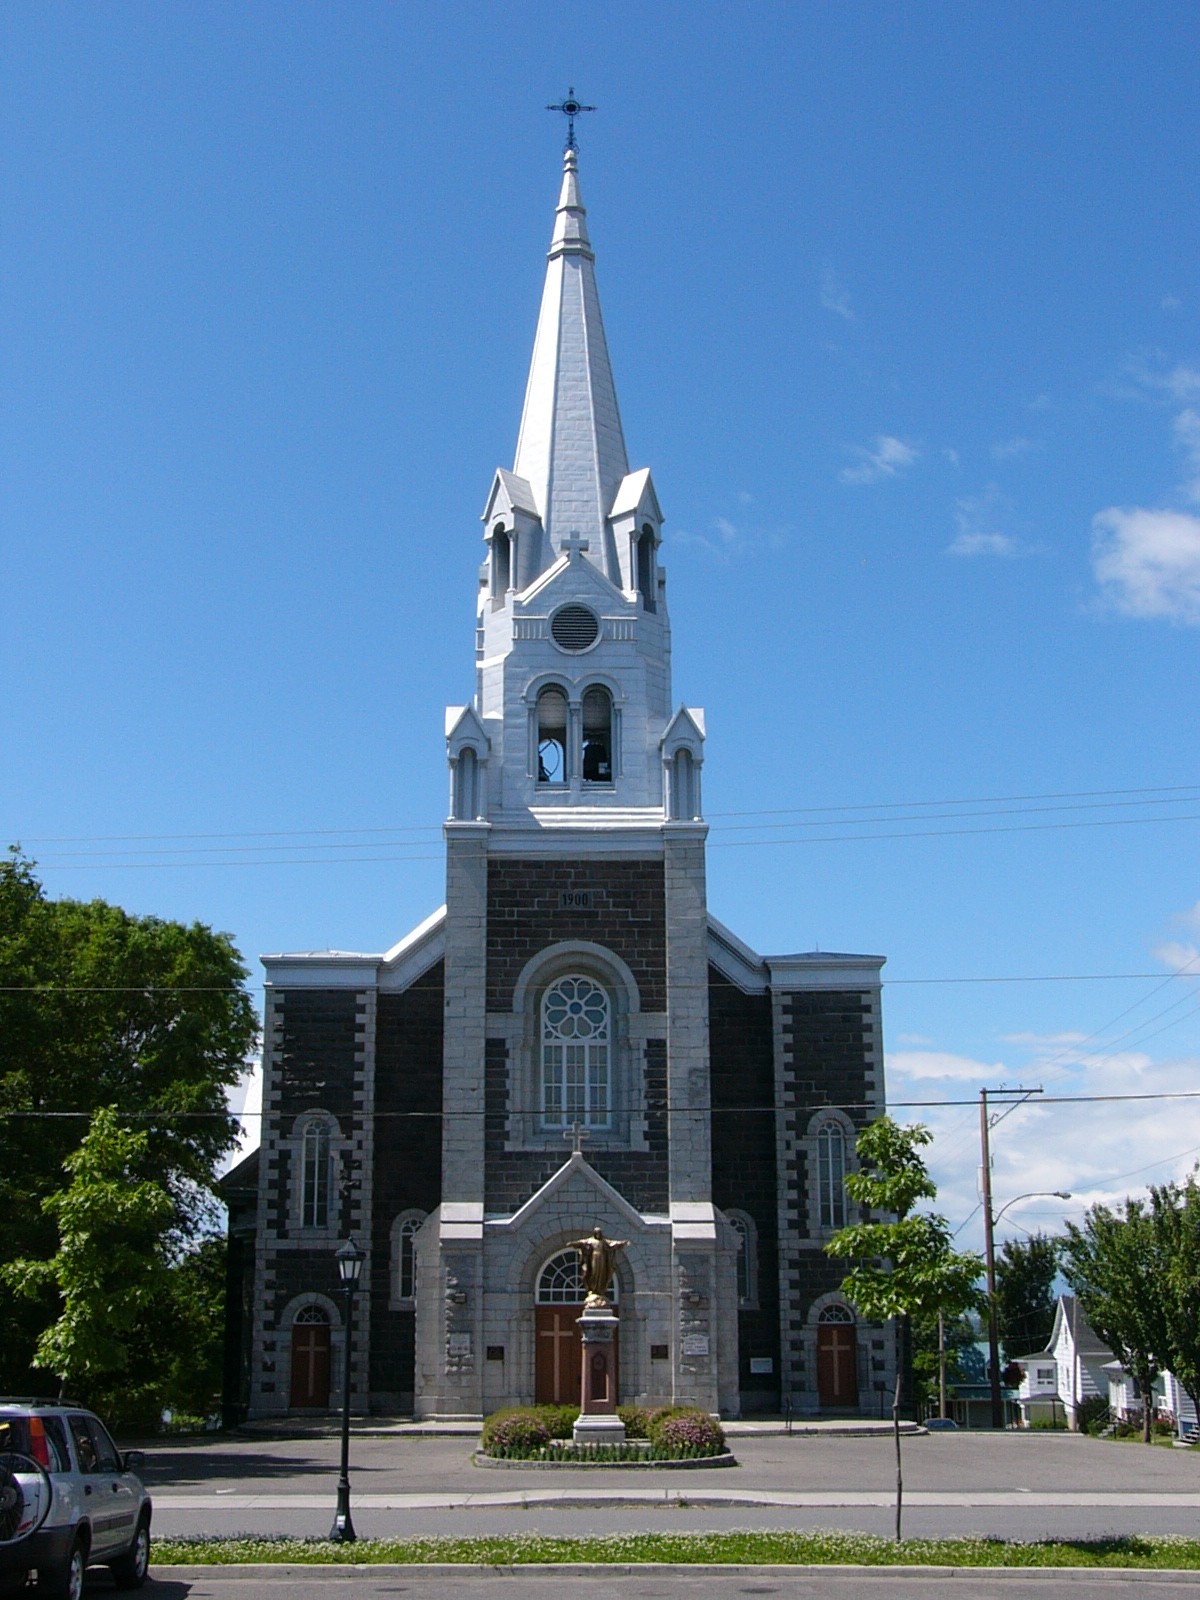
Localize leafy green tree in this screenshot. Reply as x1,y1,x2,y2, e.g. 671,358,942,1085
0,852,258,1395
1061,1198,1172,1444
1148,1177,1200,1428
7,1108,175,1426
827,1117,983,1335
995,1232,1061,1358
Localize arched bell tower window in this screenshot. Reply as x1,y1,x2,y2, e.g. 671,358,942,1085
537,686,568,783
541,974,611,1127
581,687,613,783
301,1121,332,1230
637,525,656,613
491,524,511,596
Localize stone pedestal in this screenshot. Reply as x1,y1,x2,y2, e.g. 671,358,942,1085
573,1307,626,1444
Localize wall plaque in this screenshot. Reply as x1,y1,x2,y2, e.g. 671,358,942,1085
749,1356,774,1375
486,1345,505,1361
681,1333,709,1357
559,889,594,910
447,1333,472,1355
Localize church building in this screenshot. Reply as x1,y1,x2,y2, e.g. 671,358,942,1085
225,144,891,1421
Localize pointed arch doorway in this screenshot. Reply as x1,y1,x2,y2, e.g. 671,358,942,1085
534,1248,619,1405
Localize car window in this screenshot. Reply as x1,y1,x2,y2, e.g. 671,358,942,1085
86,1417,122,1473
41,1416,70,1473
68,1414,99,1473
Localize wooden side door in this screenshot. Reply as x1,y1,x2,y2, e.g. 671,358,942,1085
290,1320,332,1408
817,1324,858,1408
535,1307,582,1405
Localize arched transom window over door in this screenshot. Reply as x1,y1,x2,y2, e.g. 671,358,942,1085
542,975,611,1128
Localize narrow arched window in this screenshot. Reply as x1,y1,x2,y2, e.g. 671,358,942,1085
542,975,610,1127
492,525,511,595
537,686,568,783
817,1121,848,1230
726,1209,758,1307
637,527,656,613
453,748,478,819
581,686,613,783
393,1212,425,1303
301,1122,331,1229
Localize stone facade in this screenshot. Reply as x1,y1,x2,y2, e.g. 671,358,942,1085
224,146,892,1423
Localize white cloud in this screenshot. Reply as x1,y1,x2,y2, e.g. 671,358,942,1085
991,436,1040,462
948,531,1019,558
1092,506,1200,623
942,447,960,467
896,1031,934,1046
839,435,918,486
674,511,790,561
820,265,854,322
1125,355,1200,403
889,1049,1008,1083
1162,295,1182,313
1154,940,1200,974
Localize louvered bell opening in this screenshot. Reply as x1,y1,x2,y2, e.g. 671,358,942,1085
551,604,600,652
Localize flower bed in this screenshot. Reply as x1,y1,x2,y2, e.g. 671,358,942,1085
478,1404,727,1463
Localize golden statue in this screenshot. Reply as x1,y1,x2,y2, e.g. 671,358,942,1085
568,1225,629,1309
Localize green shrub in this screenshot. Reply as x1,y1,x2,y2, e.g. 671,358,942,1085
646,1406,725,1456
532,1404,577,1439
1078,1396,1110,1436
480,1408,551,1455
618,1404,649,1438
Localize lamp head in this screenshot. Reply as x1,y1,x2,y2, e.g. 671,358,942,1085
335,1236,366,1287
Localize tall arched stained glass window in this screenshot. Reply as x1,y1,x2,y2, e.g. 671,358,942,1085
301,1121,331,1229
817,1121,847,1230
541,975,610,1127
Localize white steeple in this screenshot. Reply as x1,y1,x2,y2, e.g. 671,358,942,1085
512,148,630,574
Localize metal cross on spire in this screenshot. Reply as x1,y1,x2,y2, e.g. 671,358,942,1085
546,85,596,152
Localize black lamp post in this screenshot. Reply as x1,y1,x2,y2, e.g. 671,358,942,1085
330,1236,366,1543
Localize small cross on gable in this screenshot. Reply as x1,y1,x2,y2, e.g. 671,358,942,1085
564,1120,590,1156
561,530,590,561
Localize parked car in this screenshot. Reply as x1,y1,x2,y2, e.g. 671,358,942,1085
0,1400,151,1600
923,1415,959,1431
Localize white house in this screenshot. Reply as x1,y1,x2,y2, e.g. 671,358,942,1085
1014,1295,1114,1430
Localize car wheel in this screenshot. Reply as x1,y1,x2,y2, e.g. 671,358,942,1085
42,1535,86,1600
109,1516,150,1591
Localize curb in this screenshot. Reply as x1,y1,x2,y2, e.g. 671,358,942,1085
471,1449,738,1470
151,1563,1200,1584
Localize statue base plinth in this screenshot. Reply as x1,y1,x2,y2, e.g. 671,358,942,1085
574,1305,624,1443
572,1412,627,1444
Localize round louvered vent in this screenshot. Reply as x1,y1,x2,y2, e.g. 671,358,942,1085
551,604,600,652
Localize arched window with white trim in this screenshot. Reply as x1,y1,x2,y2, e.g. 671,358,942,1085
725,1208,759,1308
581,686,613,783
536,1247,619,1304
301,1120,332,1229
391,1210,427,1306
817,1120,848,1231
541,975,611,1127
537,686,568,784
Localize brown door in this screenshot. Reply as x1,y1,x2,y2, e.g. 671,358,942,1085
290,1320,331,1407
817,1323,857,1407
535,1307,619,1405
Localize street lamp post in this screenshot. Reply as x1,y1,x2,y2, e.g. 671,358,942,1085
330,1236,366,1543
982,1186,1071,1431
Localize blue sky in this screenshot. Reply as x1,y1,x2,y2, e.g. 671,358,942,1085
5,1,1199,1250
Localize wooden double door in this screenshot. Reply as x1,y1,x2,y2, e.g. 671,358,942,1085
535,1306,619,1405
290,1320,331,1408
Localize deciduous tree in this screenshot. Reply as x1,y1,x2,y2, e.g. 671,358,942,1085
995,1232,1060,1358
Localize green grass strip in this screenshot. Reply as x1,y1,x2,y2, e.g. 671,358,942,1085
154,1532,1200,1569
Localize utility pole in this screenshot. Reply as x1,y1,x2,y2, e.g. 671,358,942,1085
938,1308,947,1419
979,1086,1042,1430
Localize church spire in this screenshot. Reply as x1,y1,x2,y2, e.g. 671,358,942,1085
512,148,630,563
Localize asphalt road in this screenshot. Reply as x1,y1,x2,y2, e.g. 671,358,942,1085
139,1430,1200,1543
100,1573,1200,1600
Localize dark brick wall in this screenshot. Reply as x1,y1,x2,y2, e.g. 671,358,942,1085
370,963,445,1404
276,989,360,1123
783,989,874,1245
708,968,780,1407
486,859,666,1012
484,1037,669,1214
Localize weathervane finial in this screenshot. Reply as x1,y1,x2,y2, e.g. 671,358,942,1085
546,85,596,153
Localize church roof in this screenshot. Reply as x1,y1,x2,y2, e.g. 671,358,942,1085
512,148,629,560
